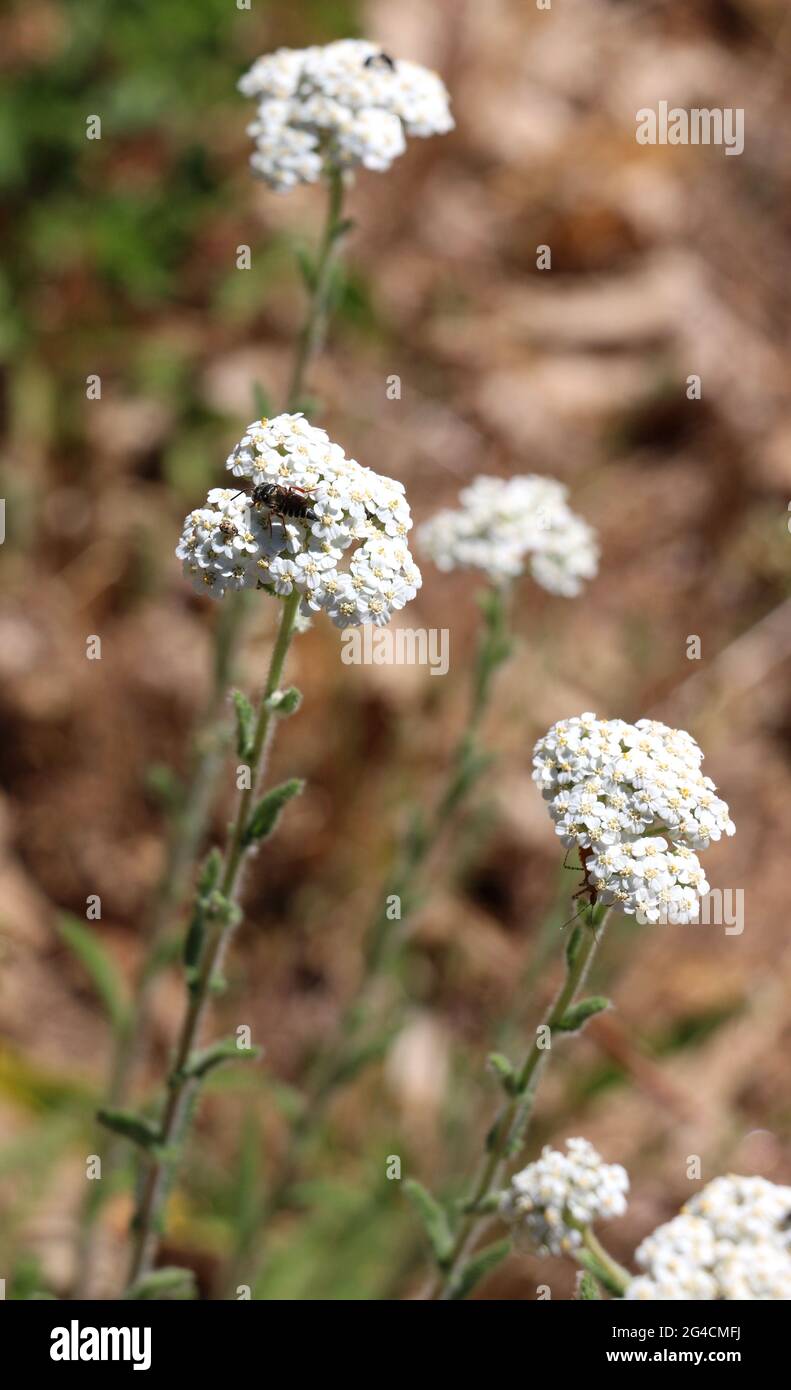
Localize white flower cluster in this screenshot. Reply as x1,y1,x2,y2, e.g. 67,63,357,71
238,39,453,191
417,475,598,595
532,713,735,921
500,1138,629,1256
625,1176,791,1300
177,413,422,628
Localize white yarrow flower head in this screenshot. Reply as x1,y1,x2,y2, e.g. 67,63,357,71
238,39,453,191
532,713,734,920
625,1175,791,1300
417,475,599,595
176,413,422,628
500,1138,629,1257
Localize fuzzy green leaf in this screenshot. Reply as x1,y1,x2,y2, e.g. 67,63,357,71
556,995,610,1033
565,923,584,969
295,246,317,291
198,846,223,897
59,916,130,1034
183,904,205,990
184,848,223,987
404,1179,454,1266
324,1032,394,1090
97,1107,160,1149
265,686,302,717
182,1039,261,1081
243,778,304,846
144,763,183,811
577,1247,626,1298
487,1052,517,1094
450,1237,511,1301
125,1267,197,1300
231,690,256,760
577,1270,602,1300
331,216,356,242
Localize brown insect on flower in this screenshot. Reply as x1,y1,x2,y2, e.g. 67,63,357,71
229,482,317,532
574,845,599,908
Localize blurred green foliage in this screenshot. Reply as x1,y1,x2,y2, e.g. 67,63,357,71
0,0,377,572
1,0,363,336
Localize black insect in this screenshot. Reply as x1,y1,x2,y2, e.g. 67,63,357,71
252,482,315,521
364,51,396,71
229,482,316,530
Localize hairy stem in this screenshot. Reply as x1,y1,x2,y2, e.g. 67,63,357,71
432,902,611,1300
125,590,301,1288
286,167,345,412
230,588,513,1296
578,1226,631,1297
78,172,349,1295
75,594,245,1296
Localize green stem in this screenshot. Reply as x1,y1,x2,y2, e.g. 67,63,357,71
228,587,513,1296
286,167,345,413
78,171,349,1296
432,902,611,1300
125,590,301,1289
578,1226,631,1297
74,594,246,1296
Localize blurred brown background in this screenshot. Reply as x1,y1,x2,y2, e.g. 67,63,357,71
1,0,791,1298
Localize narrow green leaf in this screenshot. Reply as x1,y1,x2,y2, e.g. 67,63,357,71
450,1237,511,1300
331,216,356,242
231,689,256,760
269,1079,306,1122
577,1248,626,1298
487,1052,517,1094
404,1179,454,1266
463,1191,502,1217
59,916,129,1033
144,763,183,811
556,995,610,1033
125,1267,197,1300
565,922,584,969
324,1032,394,1090
243,778,305,845
198,846,223,897
182,1039,261,1081
97,1108,160,1149
183,904,206,988
265,686,302,717
295,246,317,291
577,1270,602,1300
485,1115,503,1153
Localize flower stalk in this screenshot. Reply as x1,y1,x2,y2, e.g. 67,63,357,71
286,167,345,412
75,170,350,1294
429,901,611,1300
125,589,302,1288
577,1226,631,1297
227,586,514,1294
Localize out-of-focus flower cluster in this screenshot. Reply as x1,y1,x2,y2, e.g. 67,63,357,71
625,1176,791,1300
417,475,598,594
238,39,453,191
500,1138,629,1256
532,713,735,921
177,413,421,628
